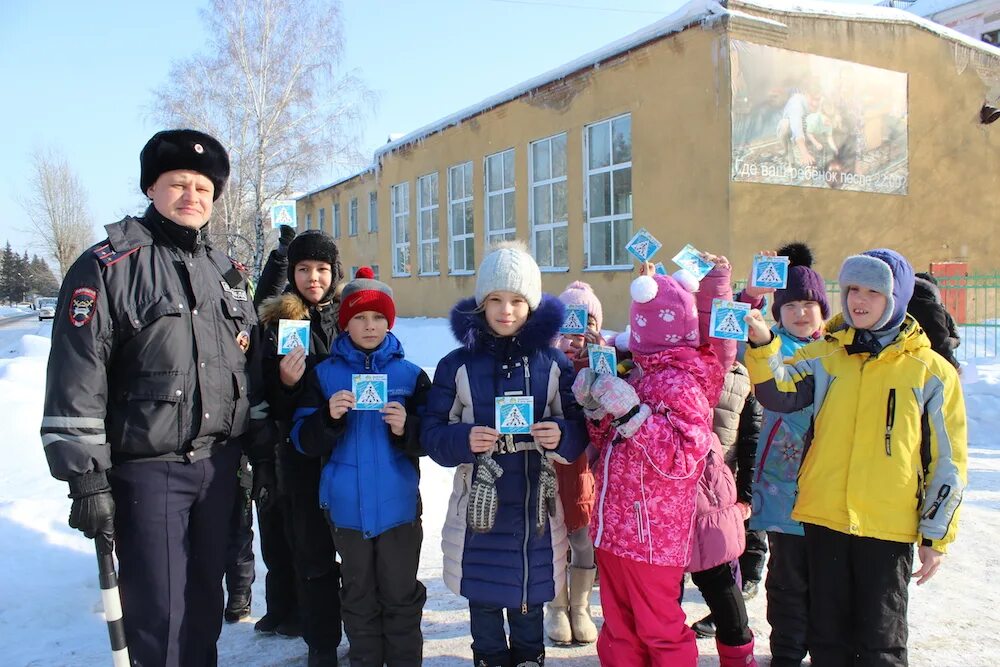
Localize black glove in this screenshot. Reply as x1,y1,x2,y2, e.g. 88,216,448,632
68,472,115,553
252,460,277,512
277,225,296,257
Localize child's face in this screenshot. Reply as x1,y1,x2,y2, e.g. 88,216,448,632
294,260,333,305
846,286,888,330
484,290,529,337
779,300,824,339
346,310,388,350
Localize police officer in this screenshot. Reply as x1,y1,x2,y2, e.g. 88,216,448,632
41,129,258,667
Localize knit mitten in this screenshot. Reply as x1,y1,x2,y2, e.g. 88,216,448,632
571,369,606,419
467,453,504,533
535,453,558,535
591,374,651,439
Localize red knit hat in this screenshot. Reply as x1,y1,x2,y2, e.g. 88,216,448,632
338,267,396,330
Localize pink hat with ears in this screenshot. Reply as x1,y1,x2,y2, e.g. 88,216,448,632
628,269,700,355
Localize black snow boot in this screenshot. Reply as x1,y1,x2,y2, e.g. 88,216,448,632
692,613,716,638
473,650,510,667
511,648,544,667
224,590,252,623
307,645,339,667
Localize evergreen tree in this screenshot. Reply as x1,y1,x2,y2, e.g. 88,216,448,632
29,255,59,296
0,242,15,303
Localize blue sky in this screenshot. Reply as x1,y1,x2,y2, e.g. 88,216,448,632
0,0,874,257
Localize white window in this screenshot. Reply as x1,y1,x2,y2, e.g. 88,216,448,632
529,133,568,270
417,173,440,275
349,198,358,236
333,203,341,239
368,192,378,232
391,182,410,277
584,114,632,269
318,208,326,234
306,213,312,230
448,162,475,274
371,264,380,280
485,148,515,247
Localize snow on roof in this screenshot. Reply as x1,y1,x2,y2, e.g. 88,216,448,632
297,165,375,201
366,0,1000,167
906,0,974,18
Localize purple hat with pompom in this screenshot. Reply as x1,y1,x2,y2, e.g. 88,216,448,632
771,242,830,321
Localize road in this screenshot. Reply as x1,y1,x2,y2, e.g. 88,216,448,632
0,312,52,359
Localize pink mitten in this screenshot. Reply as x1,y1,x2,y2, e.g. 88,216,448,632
591,374,650,438
571,369,606,419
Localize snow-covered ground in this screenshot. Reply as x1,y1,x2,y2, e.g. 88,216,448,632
1,315,998,666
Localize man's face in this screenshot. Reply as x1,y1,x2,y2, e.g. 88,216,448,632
146,169,214,229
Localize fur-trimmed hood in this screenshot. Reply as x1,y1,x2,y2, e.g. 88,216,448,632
449,293,564,354
258,292,310,327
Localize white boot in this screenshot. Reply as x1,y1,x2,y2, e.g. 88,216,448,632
544,578,572,645
569,566,598,644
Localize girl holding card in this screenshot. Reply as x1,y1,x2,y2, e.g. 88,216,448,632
421,241,587,667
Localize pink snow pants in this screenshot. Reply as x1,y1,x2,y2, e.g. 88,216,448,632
595,548,698,667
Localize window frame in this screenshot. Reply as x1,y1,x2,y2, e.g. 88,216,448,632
484,148,516,249
368,191,378,232
318,207,326,234
583,113,633,271
349,197,358,237
528,132,569,272
416,172,441,276
333,202,341,239
391,182,411,278
447,161,475,275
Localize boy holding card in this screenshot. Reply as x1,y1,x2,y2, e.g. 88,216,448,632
421,242,586,667
291,267,431,667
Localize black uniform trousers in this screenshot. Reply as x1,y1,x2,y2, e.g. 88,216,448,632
278,442,343,650
225,456,255,600
256,491,299,621
108,441,241,667
804,523,913,667
333,520,426,667
690,561,753,647
766,531,809,667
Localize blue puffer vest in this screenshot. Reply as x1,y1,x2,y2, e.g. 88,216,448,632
293,331,422,538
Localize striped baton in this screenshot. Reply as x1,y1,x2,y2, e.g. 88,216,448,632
96,538,130,667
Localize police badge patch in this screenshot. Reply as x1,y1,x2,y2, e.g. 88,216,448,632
69,287,98,328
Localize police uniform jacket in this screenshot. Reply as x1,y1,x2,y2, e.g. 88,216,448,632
42,207,259,480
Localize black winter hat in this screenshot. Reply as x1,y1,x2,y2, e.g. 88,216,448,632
286,230,343,286
140,129,230,200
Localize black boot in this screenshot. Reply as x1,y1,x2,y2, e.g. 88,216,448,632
473,650,510,667
691,613,716,638
510,648,544,667
253,612,284,634
224,590,252,623
307,645,339,667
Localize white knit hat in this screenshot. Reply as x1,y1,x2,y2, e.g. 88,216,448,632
475,241,542,309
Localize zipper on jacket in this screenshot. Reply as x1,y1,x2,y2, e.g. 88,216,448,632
521,451,530,614
884,389,896,457
633,501,645,543
594,441,615,547
756,418,783,483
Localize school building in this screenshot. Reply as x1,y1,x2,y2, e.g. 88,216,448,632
296,0,1000,326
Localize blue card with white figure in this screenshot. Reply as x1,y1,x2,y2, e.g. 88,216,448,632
625,228,663,262
277,319,311,355
559,305,589,335
353,374,388,411
751,255,790,289
671,244,715,281
588,344,617,376
654,262,668,276
709,299,751,341
496,396,534,435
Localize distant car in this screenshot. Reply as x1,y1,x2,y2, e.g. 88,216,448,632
37,298,57,321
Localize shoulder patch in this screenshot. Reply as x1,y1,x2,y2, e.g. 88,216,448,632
93,243,140,267
69,287,98,327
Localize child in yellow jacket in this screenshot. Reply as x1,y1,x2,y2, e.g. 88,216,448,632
744,248,967,667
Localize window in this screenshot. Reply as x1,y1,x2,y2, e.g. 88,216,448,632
983,29,1000,45
333,203,341,239
448,162,475,274
306,213,312,230
368,191,378,232
529,133,568,270
349,198,358,236
318,207,326,234
391,182,410,277
485,148,515,247
584,114,632,269
371,264,379,280
417,173,440,275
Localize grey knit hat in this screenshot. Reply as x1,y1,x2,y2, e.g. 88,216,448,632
475,241,542,309
838,249,914,331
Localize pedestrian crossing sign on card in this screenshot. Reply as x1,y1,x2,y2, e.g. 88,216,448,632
270,201,297,229
277,319,311,355
751,255,790,289
625,228,663,263
588,344,617,376
654,262,668,276
559,306,588,335
496,397,534,435
709,299,751,341
672,244,715,281
353,374,388,411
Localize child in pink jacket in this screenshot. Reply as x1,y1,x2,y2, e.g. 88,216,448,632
572,257,736,666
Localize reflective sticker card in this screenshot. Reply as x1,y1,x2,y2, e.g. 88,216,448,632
709,299,751,341
671,244,715,281
496,396,534,435
277,319,311,355
559,305,588,335
751,255,790,289
654,262,668,276
588,344,617,376
353,374,388,411
625,228,663,263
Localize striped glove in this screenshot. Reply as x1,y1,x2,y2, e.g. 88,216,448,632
467,453,504,533
535,453,558,535
571,368,606,419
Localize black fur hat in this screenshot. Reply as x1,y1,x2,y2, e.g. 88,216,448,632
286,230,343,287
140,129,230,200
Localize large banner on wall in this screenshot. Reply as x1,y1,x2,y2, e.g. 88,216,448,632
730,40,908,195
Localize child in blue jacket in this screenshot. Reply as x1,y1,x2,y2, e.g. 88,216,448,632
421,241,587,667
293,267,430,667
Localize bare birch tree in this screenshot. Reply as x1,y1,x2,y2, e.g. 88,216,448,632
19,149,95,280
150,0,373,274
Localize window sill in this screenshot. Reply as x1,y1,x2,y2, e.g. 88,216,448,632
393,273,411,279
540,267,569,273
418,272,442,277
450,270,475,276
582,265,633,273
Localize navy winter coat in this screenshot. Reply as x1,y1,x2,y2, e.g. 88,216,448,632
420,295,586,609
